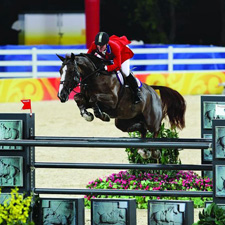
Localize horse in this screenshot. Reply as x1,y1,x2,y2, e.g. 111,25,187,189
57,53,186,159
0,123,19,150
151,205,179,224
43,207,69,225
217,176,225,192
204,109,215,125
98,209,125,224
0,159,20,185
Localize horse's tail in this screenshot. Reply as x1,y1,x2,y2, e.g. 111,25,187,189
151,85,186,130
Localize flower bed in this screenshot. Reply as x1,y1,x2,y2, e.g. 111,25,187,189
85,170,213,209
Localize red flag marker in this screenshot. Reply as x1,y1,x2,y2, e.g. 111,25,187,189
21,99,32,116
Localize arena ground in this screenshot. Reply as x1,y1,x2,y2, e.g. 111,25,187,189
0,95,205,223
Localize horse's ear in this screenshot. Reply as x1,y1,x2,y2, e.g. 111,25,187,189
56,54,65,62
71,53,75,61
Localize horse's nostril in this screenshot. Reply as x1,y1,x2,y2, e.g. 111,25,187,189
58,93,69,103
59,96,66,103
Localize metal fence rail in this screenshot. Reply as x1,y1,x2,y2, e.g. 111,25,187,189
0,137,213,198
34,162,212,170
34,188,213,197
0,139,211,149
35,136,211,142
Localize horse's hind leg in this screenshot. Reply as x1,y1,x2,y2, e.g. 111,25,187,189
115,118,151,158
74,93,94,122
115,118,146,134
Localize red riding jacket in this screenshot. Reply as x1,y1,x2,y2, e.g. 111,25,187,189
87,35,134,72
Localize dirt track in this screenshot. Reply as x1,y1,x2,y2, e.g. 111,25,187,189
0,95,203,223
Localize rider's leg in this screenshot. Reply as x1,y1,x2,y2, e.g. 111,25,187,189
121,60,141,104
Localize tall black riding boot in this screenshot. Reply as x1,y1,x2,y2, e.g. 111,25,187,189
126,73,142,104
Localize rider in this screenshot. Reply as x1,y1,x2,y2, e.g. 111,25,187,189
87,32,142,104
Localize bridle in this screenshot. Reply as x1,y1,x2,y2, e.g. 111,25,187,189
75,54,104,84
71,55,103,90
60,54,105,94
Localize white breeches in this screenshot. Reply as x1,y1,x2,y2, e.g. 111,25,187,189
120,59,130,77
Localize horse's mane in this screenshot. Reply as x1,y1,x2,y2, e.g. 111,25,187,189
78,53,109,68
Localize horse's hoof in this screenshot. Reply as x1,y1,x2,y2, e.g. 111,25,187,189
83,113,94,122
138,149,151,159
151,150,161,159
102,113,110,122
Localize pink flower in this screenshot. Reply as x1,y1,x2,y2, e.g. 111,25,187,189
153,187,160,190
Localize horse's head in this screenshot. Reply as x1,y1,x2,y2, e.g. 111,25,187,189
57,53,81,103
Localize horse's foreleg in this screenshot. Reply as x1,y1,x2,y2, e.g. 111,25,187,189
88,95,110,122
92,102,110,122
74,93,94,122
80,105,94,122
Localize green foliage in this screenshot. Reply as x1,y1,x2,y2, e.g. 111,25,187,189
0,187,34,225
125,123,180,175
193,203,225,224
102,0,182,43
132,0,168,43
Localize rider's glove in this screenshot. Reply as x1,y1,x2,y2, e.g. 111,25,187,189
99,64,107,71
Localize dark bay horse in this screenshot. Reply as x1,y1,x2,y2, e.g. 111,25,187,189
57,53,186,158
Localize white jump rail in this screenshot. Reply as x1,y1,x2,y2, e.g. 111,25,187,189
0,46,225,79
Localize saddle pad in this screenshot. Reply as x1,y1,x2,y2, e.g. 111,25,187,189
116,71,142,88
135,77,142,88
116,71,124,85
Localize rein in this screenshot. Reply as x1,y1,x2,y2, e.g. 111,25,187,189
70,69,99,94
80,68,102,84
74,54,102,84
68,54,103,94
73,54,125,110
